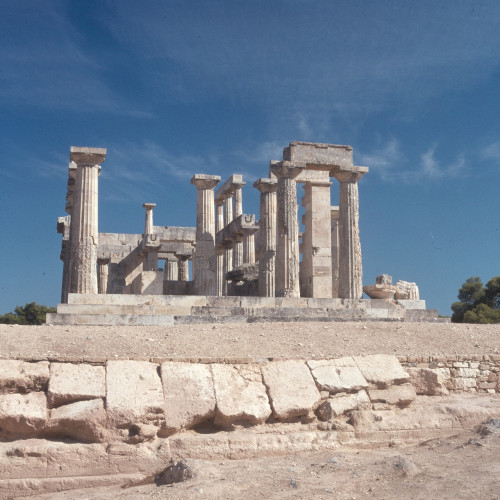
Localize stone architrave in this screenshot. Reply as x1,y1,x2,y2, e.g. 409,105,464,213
69,147,106,294
332,167,368,300
97,257,110,294
191,174,221,296
330,206,340,298
269,161,305,297
254,178,278,297
301,181,333,298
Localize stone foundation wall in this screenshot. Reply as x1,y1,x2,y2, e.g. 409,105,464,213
399,355,500,394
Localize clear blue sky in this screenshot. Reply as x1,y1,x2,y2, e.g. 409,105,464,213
1,0,499,316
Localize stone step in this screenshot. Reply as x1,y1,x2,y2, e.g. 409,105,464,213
46,313,175,326
56,303,193,316
67,293,208,307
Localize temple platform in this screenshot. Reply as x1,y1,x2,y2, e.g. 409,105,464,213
46,293,446,325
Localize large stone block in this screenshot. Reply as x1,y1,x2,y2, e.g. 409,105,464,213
106,361,165,428
48,363,105,407
161,362,216,431
0,392,47,438
211,364,271,426
283,141,353,169
308,357,368,393
407,368,450,396
0,361,49,394
261,360,321,419
367,383,416,407
318,390,370,419
49,399,107,442
354,355,410,388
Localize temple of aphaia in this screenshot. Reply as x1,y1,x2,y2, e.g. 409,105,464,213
48,141,438,325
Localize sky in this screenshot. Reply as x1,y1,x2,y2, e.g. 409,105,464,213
1,0,499,316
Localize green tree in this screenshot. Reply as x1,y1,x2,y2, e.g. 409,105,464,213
0,302,56,325
451,276,500,323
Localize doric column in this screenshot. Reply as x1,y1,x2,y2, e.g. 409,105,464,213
143,203,156,234
301,181,333,298
332,167,368,299
242,227,257,264
175,253,190,282
191,174,220,295
223,191,233,226
57,215,71,303
330,206,340,298
222,239,233,295
215,200,224,296
269,161,305,297
233,182,245,266
69,146,106,294
254,178,278,297
165,255,178,281
233,233,244,268
97,257,110,294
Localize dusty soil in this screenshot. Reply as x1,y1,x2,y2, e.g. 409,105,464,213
1,322,499,499
0,322,498,361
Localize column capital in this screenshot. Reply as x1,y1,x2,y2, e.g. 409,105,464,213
332,166,368,183
70,146,107,166
254,177,278,193
143,202,156,210
269,160,306,179
191,174,221,190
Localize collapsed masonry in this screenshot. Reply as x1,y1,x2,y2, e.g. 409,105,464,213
50,142,440,324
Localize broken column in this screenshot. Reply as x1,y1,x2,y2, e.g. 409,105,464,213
254,178,278,297
191,174,220,295
330,206,340,298
175,252,190,282
165,255,178,281
143,203,156,235
97,257,110,294
270,161,305,297
332,167,368,300
301,181,333,298
68,146,106,294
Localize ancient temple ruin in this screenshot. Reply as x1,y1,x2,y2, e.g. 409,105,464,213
48,142,438,324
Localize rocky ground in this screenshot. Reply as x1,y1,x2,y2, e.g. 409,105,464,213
0,322,499,361
1,321,499,499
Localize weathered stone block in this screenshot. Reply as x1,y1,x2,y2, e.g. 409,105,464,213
308,357,368,393
0,361,49,394
161,362,216,431
368,383,416,407
106,361,165,428
395,280,419,300
354,355,410,388
261,360,321,419
211,364,271,426
49,398,107,442
407,368,449,396
318,390,370,419
48,363,105,407
0,392,47,437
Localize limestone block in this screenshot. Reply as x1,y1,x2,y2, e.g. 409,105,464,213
161,362,216,431
106,361,165,428
450,378,477,390
354,355,410,388
368,383,416,407
308,357,368,394
283,141,353,168
318,390,370,419
261,360,321,419
0,392,47,438
395,280,420,300
407,368,450,396
376,274,392,285
211,364,271,426
49,399,107,442
48,363,105,407
0,360,49,394
396,300,426,310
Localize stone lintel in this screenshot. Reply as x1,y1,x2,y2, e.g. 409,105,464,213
216,214,258,246
253,177,278,193
330,206,340,219
97,257,110,265
333,166,369,183
158,243,194,258
70,147,107,166
151,226,196,243
215,174,245,202
191,174,221,190
269,160,306,178
283,141,353,169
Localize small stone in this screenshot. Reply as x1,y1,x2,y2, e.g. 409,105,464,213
156,459,193,485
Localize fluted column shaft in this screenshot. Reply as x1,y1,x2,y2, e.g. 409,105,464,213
97,258,110,294
143,203,156,234
330,206,340,298
215,201,224,296
242,229,257,264
166,257,178,281
69,147,106,294
269,161,305,297
176,255,190,282
333,168,367,299
222,240,233,295
233,184,244,266
191,174,220,295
